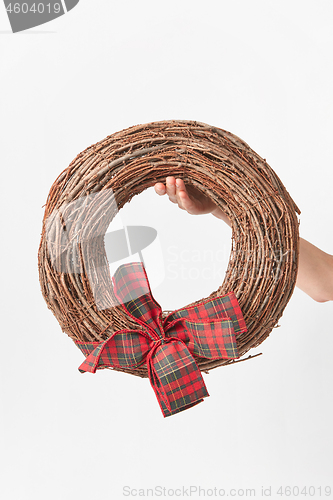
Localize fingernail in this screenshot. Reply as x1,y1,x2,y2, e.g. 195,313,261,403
176,179,180,187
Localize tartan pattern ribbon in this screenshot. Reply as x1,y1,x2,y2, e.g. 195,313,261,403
76,262,247,417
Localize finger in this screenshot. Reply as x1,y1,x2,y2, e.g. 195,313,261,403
175,178,196,213
165,176,177,203
154,182,166,195
178,190,197,214
175,178,188,209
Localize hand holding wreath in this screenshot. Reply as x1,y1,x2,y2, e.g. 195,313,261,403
154,176,333,303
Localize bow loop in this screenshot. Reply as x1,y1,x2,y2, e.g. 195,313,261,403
77,261,247,417
112,262,164,340
163,291,247,337
179,318,239,359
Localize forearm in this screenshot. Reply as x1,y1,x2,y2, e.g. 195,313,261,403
211,207,333,302
296,238,333,302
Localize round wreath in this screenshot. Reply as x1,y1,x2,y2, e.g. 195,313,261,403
38,120,300,383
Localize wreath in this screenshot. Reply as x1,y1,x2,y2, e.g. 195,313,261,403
38,120,300,416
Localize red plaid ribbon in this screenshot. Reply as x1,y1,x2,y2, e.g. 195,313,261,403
76,262,247,417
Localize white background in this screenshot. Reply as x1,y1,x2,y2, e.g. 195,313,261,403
1,1,332,499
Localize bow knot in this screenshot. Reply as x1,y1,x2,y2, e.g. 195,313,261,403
76,262,247,417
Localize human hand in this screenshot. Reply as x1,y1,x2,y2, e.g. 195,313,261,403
154,176,231,226
154,177,217,215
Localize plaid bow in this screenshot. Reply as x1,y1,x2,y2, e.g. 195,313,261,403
76,262,247,417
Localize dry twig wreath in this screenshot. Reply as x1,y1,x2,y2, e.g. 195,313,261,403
38,120,300,416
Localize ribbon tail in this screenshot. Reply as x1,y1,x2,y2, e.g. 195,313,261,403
147,340,209,417
78,341,106,373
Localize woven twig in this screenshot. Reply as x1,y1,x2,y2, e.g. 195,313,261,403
38,120,300,378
